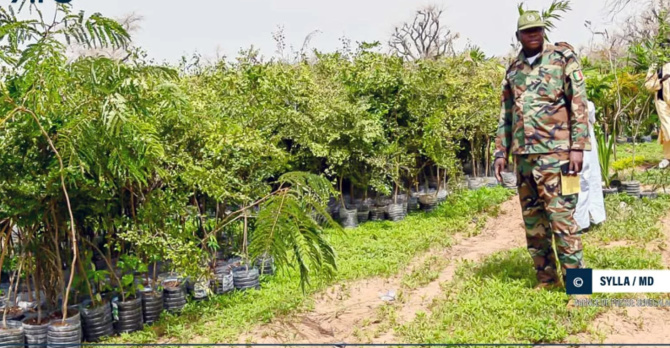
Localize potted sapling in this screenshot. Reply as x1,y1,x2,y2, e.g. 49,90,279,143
77,248,115,342
22,265,49,348
337,175,358,228
1,260,25,347
596,127,619,196
621,109,646,198
140,254,164,325
387,161,406,222
111,255,146,334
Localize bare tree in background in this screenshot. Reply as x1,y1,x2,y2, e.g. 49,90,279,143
615,0,670,44
67,12,142,61
389,5,460,60
583,24,628,67
605,0,652,19
579,0,670,64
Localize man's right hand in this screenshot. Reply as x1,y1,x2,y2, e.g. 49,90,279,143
494,157,506,183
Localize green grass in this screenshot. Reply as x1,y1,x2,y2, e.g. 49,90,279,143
614,142,665,167
400,254,450,290
612,156,649,171
107,187,514,344
582,194,670,244
397,193,670,345
637,168,670,187
585,245,665,270
611,143,668,184
398,249,601,344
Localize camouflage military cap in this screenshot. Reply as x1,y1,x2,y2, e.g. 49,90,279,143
518,11,545,31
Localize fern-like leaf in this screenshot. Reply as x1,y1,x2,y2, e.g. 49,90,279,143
249,171,340,293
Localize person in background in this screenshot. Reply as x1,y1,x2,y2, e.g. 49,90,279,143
644,42,670,169
575,100,607,232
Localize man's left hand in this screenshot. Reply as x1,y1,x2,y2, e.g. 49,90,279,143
569,150,584,173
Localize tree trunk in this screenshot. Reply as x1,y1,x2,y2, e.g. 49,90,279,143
76,247,95,306
12,261,22,300
0,224,11,324
84,239,124,302
471,144,477,178
50,204,65,304
243,213,249,262
35,258,43,322
339,174,345,207
394,181,399,204
26,260,33,302
152,261,158,291
0,223,11,284
130,187,136,221
4,268,18,327
485,137,491,177
144,255,150,289
434,168,441,198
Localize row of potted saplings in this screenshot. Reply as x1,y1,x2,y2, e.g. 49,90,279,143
0,254,274,347
330,187,449,229
602,180,658,199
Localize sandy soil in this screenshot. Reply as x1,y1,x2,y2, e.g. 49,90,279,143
239,198,527,345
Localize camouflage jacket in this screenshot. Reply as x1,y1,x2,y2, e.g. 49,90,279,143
494,43,591,160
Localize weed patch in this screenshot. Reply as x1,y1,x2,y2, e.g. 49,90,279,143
401,255,450,290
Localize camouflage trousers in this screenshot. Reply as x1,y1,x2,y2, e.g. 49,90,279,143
515,152,585,284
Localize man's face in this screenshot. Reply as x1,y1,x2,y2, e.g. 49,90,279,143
518,27,544,52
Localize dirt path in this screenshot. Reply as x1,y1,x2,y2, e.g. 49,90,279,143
239,197,526,345
571,306,670,346
569,212,670,347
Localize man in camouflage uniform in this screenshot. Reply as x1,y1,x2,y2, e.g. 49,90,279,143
494,11,591,289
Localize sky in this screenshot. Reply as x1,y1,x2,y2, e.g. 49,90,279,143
7,0,644,64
